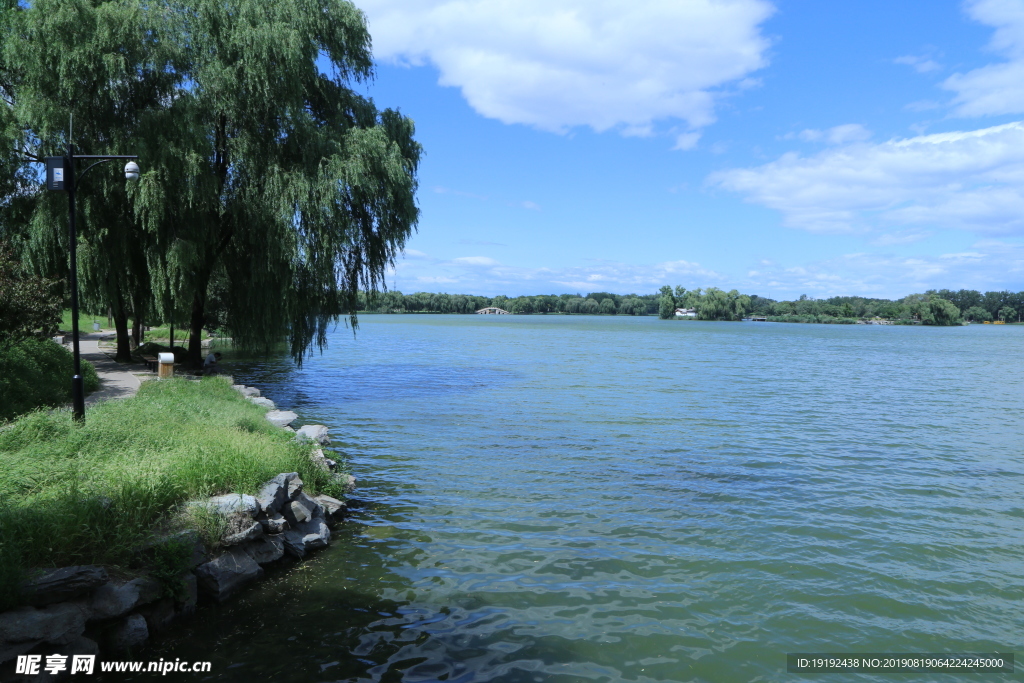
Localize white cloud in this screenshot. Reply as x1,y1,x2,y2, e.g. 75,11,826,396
905,100,942,112
519,200,542,211
894,54,942,73
870,231,932,246
739,242,1024,298
784,124,871,144
673,131,702,150
452,256,501,266
943,0,1024,116
415,276,460,283
795,129,823,141
710,120,1024,236
825,123,872,144
360,0,775,140
390,251,725,295
393,244,1024,298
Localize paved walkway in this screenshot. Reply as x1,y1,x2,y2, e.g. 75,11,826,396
76,331,145,406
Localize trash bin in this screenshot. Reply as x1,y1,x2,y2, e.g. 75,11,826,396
92,322,101,331
157,352,175,380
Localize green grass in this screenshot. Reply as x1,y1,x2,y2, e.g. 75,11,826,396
0,377,345,609
0,339,100,422
144,325,215,342
59,309,105,335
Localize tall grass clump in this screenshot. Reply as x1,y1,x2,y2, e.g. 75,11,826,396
0,338,100,422
0,377,345,610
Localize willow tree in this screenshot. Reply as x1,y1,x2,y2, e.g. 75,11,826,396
133,0,420,365
1,0,184,361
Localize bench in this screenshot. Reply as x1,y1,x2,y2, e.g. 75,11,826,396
140,355,159,372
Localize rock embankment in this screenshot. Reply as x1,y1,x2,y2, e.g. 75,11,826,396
0,383,355,671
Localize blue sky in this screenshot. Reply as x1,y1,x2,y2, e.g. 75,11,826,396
353,0,1024,299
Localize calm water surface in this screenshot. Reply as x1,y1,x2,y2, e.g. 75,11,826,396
120,316,1024,682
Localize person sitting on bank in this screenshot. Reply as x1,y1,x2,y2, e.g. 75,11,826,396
203,352,222,375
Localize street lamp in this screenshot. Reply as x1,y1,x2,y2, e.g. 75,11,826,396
45,144,139,421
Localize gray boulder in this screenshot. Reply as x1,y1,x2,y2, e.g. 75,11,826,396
177,574,198,616
296,517,330,549
256,479,287,514
232,385,260,398
265,410,298,428
273,472,303,500
18,635,100,672
89,581,140,621
22,566,108,606
194,547,264,602
281,530,306,559
281,492,323,526
242,535,285,565
137,597,176,634
332,472,357,493
130,576,163,606
310,448,333,472
295,425,330,445
281,518,331,559
0,602,90,662
259,512,288,535
313,494,346,521
282,500,312,526
0,639,38,665
106,613,148,651
222,520,263,546
50,634,99,659
247,396,276,409
187,493,259,519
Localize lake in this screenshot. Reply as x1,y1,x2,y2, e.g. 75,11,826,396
117,316,1024,682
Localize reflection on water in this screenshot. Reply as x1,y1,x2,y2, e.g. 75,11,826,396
109,316,1024,682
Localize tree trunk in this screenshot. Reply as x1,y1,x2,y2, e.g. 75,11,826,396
111,285,132,363
131,288,148,348
187,286,207,369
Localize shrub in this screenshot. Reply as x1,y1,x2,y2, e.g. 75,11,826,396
0,338,99,422
0,241,64,341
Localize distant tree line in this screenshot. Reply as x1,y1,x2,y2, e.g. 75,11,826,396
362,291,660,315
363,286,1024,327
659,286,1024,325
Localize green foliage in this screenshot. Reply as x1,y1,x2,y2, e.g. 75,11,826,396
0,377,343,609
964,306,990,322
0,338,99,421
658,296,675,319
3,0,421,367
694,288,749,321
619,297,647,316
135,0,421,364
0,242,64,341
145,535,196,602
998,306,1017,322
920,297,962,326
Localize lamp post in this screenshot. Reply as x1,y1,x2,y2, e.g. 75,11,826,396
45,146,139,421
